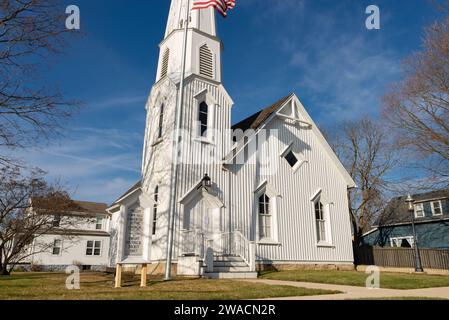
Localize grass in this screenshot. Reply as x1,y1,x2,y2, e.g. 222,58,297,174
260,270,449,290
355,297,448,300
0,272,338,300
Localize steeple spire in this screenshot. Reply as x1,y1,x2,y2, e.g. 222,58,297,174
165,0,217,38
156,0,222,83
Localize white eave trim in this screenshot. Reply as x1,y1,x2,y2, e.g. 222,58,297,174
179,178,204,204
362,228,379,237
112,187,141,206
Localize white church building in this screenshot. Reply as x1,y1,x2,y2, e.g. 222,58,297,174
107,0,356,279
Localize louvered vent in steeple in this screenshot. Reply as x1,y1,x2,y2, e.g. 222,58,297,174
199,44,214,78
160,49,170,79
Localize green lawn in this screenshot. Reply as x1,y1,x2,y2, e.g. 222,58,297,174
0,272,338,300
260,270,449,290
355,297,448,300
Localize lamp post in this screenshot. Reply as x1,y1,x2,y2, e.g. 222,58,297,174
405,194,424,273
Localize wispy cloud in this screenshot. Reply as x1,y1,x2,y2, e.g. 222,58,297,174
11,126,143,203
272,5,403,123
88,95,147,110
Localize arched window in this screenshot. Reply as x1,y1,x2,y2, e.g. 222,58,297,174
314,198,326,242
198,101,208,137
199,44,213,78
258,194,271,239
160,49,169,79
158,104,164,139
152,186,159,236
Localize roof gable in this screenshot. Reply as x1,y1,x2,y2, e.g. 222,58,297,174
232,95,292,132
227,93,356,188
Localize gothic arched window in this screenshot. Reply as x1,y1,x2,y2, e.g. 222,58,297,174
158,104,164,139
153,186,159,235
258,194,271,239
314,197,326,242
198,101,208,137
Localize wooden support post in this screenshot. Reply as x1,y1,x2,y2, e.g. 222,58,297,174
115,264,122,288
140,264,148,287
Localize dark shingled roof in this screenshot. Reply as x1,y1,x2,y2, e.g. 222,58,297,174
232,94,293,131
376,189,449,226
71,201,109,216
31,195,109,217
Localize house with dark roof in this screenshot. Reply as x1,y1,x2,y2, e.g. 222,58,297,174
362,190,449,250
27,200,111,271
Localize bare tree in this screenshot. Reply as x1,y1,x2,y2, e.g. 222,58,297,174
329,118,399,247
0,0,79,165
383,17,449,188
431,0,449,14
0,166,77,275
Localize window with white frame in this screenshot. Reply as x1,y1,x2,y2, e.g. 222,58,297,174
52,239,62,255
95,217,103,230
431,200,443,216
86,241,101,256
414,203,425,218
314,198,327,243
284,150,299,168
390,236,414,248
258,193,272,240
280,142,305,172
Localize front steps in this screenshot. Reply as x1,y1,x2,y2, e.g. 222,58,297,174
202,256,258,279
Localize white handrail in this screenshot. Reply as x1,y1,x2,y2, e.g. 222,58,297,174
182,229,256,271
233,230,256,271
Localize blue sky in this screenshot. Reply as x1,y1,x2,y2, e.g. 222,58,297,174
10,0,443,203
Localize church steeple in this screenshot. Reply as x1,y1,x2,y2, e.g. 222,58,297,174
165,0,217,38
155,0,222,83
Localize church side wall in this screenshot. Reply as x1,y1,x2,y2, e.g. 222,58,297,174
230,117,354,265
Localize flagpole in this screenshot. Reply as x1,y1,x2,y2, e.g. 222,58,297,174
165,0,191,281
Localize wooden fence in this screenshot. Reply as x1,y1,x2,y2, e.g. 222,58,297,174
355,246,449,270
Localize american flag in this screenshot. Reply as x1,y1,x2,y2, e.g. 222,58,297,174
192,0,236,17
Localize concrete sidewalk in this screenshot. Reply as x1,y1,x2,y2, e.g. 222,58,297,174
241,279,449,300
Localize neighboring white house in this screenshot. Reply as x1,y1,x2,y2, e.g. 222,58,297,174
28,201,111,271
108,0,356,278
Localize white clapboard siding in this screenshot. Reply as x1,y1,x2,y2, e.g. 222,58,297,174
111,0,354,267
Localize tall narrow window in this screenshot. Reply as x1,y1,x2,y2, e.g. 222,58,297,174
158,104,164,139
414,203,424,218
198,101,208,137
315,198,326,242
160,48,169,79
199,44,213,78
153,186,159,236
431,201,443,216
258,194,272,239
52,239,62,255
